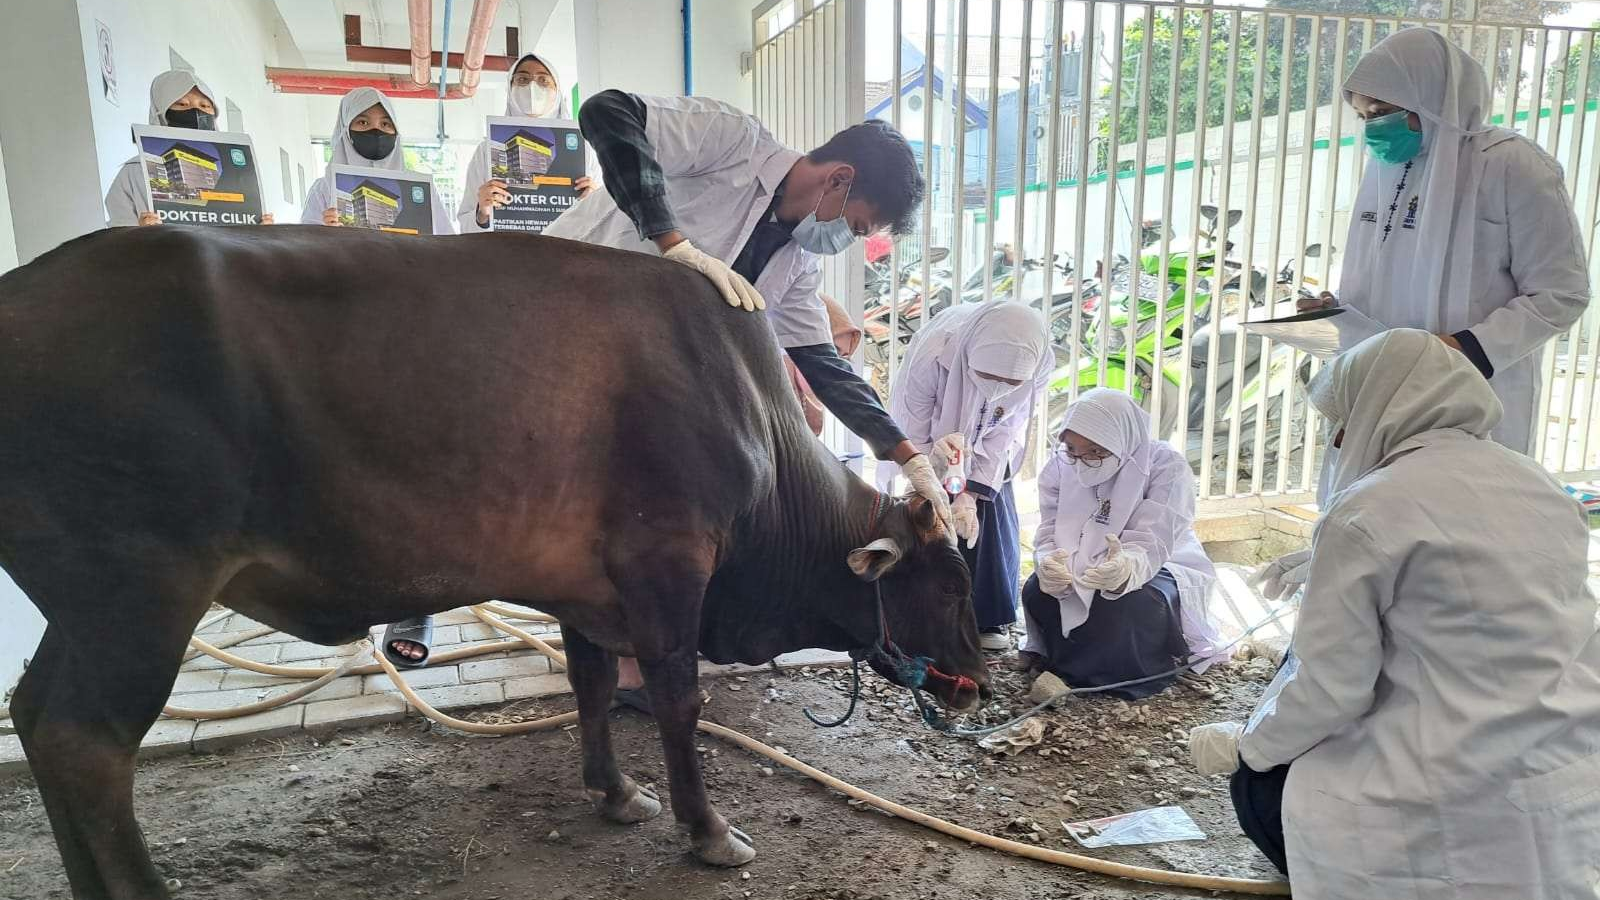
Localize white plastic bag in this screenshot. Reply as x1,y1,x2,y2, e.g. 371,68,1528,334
1062,805,1206,848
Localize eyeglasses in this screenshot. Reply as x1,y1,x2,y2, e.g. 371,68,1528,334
512,73,558,89
1062,445,1112,467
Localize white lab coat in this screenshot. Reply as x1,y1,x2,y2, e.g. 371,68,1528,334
1337,29,1590,457
1241,331,1600,899
1030,445,1224,666
542,95,833,349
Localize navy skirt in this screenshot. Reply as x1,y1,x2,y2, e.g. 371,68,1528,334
1020,568,1188,699
960,479,1020,631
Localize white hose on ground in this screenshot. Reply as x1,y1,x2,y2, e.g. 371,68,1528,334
161,607,1291,896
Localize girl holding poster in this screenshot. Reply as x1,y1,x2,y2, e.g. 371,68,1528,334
458,53,595,233
104,70,275,227
300,87,456,235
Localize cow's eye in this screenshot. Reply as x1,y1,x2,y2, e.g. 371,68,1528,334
941,580,963,596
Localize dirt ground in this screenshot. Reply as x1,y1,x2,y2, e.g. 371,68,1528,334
1,655,1285,900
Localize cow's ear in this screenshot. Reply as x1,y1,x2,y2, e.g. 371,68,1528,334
847,537,903,582
908,495,949,544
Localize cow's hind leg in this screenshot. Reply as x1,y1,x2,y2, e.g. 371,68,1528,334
13,556,213,900
561,623,661,823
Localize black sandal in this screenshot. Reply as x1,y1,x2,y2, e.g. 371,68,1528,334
381,616,434,668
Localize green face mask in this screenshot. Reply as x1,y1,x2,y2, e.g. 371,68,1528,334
1364,110,1423,165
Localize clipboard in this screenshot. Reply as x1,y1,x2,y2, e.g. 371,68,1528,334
1240,306,1387,359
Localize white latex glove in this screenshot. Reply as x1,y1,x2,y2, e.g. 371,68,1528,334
1252,549,1311,601
930,433,967,479
951,491,980,549
662,240,766,312
900,454,954,536
1036,548,1075,598
1188,722,1244,776
1077,535,1148,594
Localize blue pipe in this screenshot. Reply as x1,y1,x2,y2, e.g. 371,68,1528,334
682,0,693,95
437,0,454,142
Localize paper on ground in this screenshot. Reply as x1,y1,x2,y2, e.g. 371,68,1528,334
1062,805,1207,848
1240,306,1387,359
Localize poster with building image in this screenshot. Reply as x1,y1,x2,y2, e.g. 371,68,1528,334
484,116,586,233
330,165,436,235
132,125,265,225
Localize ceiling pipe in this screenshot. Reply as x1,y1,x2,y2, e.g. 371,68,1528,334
266,67,470,99
458,0,505,97
407,0,432,86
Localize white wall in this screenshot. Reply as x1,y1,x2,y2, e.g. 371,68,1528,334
570,0,754,110
76,0,318,220
0,138,17,273
692,0,755,111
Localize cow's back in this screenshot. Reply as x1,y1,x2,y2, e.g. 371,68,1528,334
0,226,792,628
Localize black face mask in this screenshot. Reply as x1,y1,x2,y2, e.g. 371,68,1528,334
166,107,215,130
349,128,397,161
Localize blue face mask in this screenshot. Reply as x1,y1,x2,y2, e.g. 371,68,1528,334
792,180,856,255
1364,110,1423,165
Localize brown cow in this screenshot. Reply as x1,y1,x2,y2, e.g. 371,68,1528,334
0,225,989,899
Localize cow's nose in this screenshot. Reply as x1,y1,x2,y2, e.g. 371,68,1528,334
978,682,994,702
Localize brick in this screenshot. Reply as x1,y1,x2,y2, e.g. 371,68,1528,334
362,666,460,694
0,733,27,776
772,649,851,668
410,682,503,713
303,693,407,734
219,671,303,691
181,643,282,671
432,609,482,626
459,655,550,683
298,676,363,704
503,673,573,701
458,623,498,641
191,705,305,751
140,719,197,758
277,640,348,663
169,670,226,694
429,625,462,646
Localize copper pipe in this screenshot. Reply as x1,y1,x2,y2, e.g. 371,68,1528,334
457,0,505,97
407,0,432,87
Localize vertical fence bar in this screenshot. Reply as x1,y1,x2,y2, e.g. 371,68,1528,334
1037,0,1067,456
1154,2,1184,446
982,0,1003,304
1012,0,1036,307
1068,1,1098,404
1176,7,1213,486
1575,38,1600,474
1503,26,1524,132
1228,10,1270,496
1200,9,1240,498
1526,32,1550,144
1534,30,1562,463
1128,3,1158,429
1100,3,1128,388
951,0,971,304
1287,17,1322,496
1554,32,1591,472
1259,14,1293,496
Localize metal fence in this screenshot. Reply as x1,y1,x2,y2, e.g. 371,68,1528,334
754,0,1600,509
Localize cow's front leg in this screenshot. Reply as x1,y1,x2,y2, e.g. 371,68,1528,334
561,624,661,823
637,650,755,866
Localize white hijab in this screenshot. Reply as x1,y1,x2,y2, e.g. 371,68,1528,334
921,301,1049,444
505,52,570,118
1309,329,1502,499
328,87,405,171
1052,388,1158,617
147,69,214,126
1340,28,1520,330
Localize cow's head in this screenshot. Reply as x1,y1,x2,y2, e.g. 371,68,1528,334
847,495,991,711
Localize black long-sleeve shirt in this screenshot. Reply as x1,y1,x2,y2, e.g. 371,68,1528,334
578,90,910,459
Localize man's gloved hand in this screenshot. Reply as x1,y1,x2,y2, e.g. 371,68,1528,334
1253,549,1311,601
951,492,980,549
663,240,766,312
1036,548,1075,598
900,454,953,536
1077,535,1149,595
1188,722,1244,776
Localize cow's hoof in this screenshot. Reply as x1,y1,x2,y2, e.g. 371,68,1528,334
590,781,662,824
694,825,756,867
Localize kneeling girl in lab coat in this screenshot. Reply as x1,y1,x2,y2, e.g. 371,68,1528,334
1020,388,1225,698
1205,329,1600,897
